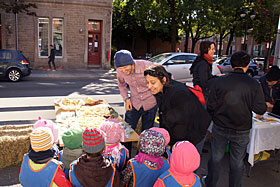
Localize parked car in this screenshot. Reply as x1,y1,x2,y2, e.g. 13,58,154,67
213,56,228,64
217,57,258,77
0,49,31,81
149,52,221,82
253,57,265,69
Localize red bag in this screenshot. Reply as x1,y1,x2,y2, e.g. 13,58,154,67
186,85,205,105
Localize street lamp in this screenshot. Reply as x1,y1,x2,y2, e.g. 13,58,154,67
240,9,256,51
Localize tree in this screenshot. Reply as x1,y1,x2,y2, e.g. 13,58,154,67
251,0,280,70
0,1,37,15
0,0,37,49
209,0,245,56
181,0,215,53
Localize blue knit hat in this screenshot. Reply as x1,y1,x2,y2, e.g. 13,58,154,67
114,50,134,68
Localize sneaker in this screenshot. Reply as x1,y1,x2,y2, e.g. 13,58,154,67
201,176,207,185
47,69,51,71
52,69,56,71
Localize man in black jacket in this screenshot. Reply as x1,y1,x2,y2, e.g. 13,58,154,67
259,66,280,111
204,51,267,187
48,44,56,71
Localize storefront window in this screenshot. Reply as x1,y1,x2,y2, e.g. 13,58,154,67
88,21,100,31
53,18,63,57
38,18,49,57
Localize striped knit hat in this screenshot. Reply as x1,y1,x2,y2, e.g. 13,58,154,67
30,127,54,152
82,127,105,154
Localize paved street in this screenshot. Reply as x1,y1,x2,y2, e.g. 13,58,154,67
0,69,279,187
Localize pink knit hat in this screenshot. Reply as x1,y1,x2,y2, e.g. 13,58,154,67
33,117,59,142
150,127,170,146
100,118,125,144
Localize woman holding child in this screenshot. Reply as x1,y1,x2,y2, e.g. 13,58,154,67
144,65,211,150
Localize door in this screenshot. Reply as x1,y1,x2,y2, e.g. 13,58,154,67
163,55,196,82
88,20,102,65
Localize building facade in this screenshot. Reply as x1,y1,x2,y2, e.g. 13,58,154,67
0,0,113,69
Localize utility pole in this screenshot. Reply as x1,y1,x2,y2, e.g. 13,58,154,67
274,15,280,67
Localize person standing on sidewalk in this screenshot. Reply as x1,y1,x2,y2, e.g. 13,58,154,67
114,50,157,132
190,41,217,98
204,51,267,187
48,44,56,71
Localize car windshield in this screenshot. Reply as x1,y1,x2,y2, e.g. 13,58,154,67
149,53,173,63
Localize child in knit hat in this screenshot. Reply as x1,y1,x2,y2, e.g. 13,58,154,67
19,127,72,187
154,141,201,187
69,127,121,187
100,118,129,171
150,127,171,163
58,125,83,178
121,130,170,187
33,117,60,156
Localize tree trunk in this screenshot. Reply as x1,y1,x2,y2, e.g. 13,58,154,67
184,29,190,52
191,39,198,53
226,26,236,55
219,33,223,56
171,20,177,52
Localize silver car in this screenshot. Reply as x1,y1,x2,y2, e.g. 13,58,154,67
149,52,221,82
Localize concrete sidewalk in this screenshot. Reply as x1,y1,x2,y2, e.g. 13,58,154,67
28,68,117,79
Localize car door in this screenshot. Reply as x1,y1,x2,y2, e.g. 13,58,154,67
185,55,197,82
220,58,232,74
163,55,189,82
0,50,13,77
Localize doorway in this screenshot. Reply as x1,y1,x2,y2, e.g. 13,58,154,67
88,20,102,65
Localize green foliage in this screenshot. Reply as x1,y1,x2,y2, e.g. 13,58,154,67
251,0,280,44
112,0,280,54
0,1,37,16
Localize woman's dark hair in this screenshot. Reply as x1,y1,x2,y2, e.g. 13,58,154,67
144,64,172,86
193,41,216,63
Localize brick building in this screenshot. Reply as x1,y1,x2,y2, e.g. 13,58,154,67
0,0,113,69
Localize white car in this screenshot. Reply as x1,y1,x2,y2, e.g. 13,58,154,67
149,52,221,82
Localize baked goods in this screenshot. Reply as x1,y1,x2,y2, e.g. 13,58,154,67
84,97,104,106
55,98,85,110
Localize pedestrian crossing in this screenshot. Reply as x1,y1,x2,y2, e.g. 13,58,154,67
0,94,125,125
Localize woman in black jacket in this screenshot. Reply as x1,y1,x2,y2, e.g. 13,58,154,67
190,41,216,97
144,65,211,152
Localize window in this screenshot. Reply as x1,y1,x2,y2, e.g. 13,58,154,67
167,55,187,65
53,18,63,57
88,21,101,31
38,18,49,57
187,55,197,64
0,51,12,60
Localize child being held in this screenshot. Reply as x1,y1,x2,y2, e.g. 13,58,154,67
121,130,170,187
100,118,129,171
150,127,171,163
19,127,72,187
69,127,121,187
59,125,83,178
154,141,201,187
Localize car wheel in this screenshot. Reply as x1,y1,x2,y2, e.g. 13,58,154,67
7,69,22,82
246,70,253,77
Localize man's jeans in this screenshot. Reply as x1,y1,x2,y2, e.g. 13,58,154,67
205,124,250,187
125,105,157,131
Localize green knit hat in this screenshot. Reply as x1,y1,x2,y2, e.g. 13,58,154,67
62,126,83,149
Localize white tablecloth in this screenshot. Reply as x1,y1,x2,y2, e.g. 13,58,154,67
247,114,280,166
